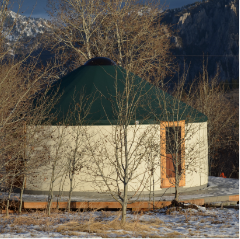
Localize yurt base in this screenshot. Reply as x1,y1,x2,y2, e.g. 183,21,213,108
0,196,238,214
0,177,238,213
19,195,240,210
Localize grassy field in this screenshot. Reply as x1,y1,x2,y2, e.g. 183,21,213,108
0,205,238,238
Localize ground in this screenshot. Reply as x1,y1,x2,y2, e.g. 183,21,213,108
0,176,239,237
0,205,238,238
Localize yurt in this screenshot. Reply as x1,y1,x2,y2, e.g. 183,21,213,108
24,57,208,196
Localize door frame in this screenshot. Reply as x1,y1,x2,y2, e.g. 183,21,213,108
160,120,185,188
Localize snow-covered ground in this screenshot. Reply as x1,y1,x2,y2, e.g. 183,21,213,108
0,206,238,238
0,176,238,237
0,176,238,203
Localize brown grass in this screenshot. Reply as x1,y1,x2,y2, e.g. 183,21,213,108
0,208,238,237
11,212,62,227
0,211,66,234
55,213,160,238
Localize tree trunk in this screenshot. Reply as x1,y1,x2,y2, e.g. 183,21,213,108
175,184,179,202
57,175,67,210
68,175,73,212
149,174,152,209
47,189,53,216
153,172,155,210
121,203,127,225
208,132,212,176
121,180,128,225
19,175,26,214
115,21,123,66
175,153,179,201
47,163,56,216
6,183,13,217
121,118,129,225
6,199,9,217
121,168,128,223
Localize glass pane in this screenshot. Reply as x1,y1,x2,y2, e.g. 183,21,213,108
165,126,182,177
166,126,181,154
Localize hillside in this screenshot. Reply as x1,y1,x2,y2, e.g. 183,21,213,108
2,0,239,82
3,11,49,42
162,0,239,82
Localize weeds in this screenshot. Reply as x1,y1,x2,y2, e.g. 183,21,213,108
55,213,159,237
0,207,238,237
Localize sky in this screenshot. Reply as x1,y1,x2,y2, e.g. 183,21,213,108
8,0,200,19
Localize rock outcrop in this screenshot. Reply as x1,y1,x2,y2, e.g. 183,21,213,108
162,0,239,82
3,11,50,41
2,1,239,82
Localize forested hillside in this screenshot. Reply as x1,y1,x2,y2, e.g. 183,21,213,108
162,0,239,82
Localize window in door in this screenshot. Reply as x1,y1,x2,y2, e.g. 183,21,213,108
166,126,181,178
160,121,185,188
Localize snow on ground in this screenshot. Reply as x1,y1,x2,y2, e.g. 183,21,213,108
0,176,238,237
0,206,238,238
207,176,239,195
0,176,238,203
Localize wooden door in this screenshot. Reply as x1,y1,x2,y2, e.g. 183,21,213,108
160,121,185,188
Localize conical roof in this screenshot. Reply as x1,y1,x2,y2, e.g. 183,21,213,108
48,64,207,125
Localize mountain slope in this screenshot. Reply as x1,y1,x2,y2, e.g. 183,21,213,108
2,0,239,82
162,0,239,81
3,10,50,41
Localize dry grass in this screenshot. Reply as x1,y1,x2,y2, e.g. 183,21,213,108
0,208,238,238
224,88,239,108
1,212,165,238
163,232,184,238
140,218,165,226
13,216,50,226
0,211,65,234
56,219,156,235
55,211,160,237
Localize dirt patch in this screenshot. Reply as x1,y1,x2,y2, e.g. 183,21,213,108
165,200,199,214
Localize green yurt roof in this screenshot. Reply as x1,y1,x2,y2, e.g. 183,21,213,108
48,61,207,125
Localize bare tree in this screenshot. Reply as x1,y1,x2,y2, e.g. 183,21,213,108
185,62,238,177
17,86,61,214
44,0,174,223
0,0,66,215
64,91,96,211
144,136,160,209
24,88,96,215
46,126,69,216
47,0,174,83
152,71,208,202
154,58,238,201
83,68,160,225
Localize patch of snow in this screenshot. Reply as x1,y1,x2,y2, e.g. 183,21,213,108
2,10,50,42
179,12,191,25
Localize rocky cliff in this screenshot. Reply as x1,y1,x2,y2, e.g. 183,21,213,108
2,1,239,83
3,11,49,42
162,0,239,82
